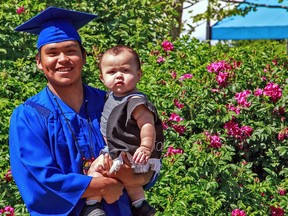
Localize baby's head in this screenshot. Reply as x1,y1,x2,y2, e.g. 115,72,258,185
99,45,142,96
99,45,141,74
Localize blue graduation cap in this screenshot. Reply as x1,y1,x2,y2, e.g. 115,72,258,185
15,6,97,50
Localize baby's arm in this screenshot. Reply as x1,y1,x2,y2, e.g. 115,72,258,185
131,104,155,164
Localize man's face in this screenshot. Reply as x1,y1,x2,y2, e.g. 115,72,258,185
36,40,86,87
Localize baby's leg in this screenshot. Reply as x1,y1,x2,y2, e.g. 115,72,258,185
126,177,156,215
126,170,153,207
126,185,145,207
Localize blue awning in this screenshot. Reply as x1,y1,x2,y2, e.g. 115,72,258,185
211,0,288,40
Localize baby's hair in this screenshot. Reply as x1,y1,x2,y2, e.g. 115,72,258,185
99,44,141,74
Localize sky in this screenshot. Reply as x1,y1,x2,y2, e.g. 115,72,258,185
182,0,210,40
181,0,225,41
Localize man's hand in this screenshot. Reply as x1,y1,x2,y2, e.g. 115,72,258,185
100,177,124,203
88,153,113,176
84,153,124,204
84,176,124,204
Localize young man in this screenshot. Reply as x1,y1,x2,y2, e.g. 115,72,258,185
10,7,154,216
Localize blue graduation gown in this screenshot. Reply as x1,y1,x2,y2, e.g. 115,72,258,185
9,85,132,216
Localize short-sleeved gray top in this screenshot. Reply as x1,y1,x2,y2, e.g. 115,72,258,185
100,91,164,160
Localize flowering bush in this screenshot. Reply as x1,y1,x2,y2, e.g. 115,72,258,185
137,37,288,215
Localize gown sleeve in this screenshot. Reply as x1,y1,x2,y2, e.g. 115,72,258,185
9,104,91,216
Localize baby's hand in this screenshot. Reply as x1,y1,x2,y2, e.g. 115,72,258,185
133,146,152,164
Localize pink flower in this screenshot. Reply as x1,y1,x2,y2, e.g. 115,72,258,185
0,206,14,216
278,107,285,115
263,82,282,102
240,126,253,139
162,120,169,130
164,146,184,157
179,73,193,81
231,209,246,216
207,60,232,74
278,132,285,141
4,169,12,182
254,88,263,96
235,90,251,108
234,61,242,68
16,6,25,14
150,50,160,56
171,124,186,134
224,120,241,138
270,206,285,216
226,104,241,114
224,120,253,141
162,40,174,51
207,60,237,88
278,188,286,196
278,128,288,141
156,56,165,63
207,134,222,149
169,113,184,122
171,71,177,79
216,71,229,87
174,99,184,109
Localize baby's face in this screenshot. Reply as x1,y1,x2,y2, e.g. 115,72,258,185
99,51,141,97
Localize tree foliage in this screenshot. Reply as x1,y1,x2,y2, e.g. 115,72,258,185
0,0,178,61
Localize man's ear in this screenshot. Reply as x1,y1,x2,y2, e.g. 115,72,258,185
138,70,143,79
83,51,87,64
36,53,43,70
99,73,104,83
